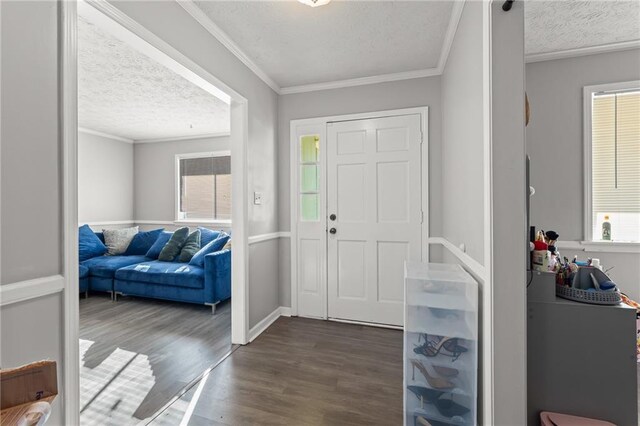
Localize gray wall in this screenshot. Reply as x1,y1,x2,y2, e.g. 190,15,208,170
526,49,640,299
133,136,230,222
440,1,484,265
78,132,134,224
277,76,443,307
0,2,65,424
111,1,280,329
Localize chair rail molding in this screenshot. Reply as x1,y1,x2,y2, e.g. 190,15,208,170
248,232,291,245
427,237,487,283
0,275,65,307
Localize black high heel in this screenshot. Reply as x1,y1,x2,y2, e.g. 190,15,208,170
414,334,467,362
408,386,470,419
407,386,444,405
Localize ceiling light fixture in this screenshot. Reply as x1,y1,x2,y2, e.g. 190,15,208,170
298,0,331,7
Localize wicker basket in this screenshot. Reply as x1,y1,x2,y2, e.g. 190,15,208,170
556,266,621,305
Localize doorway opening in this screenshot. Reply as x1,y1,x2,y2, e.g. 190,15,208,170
62,1,250,424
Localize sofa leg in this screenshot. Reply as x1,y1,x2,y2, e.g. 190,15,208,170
206,303,216,315
85,291,89,299
113,292,118,302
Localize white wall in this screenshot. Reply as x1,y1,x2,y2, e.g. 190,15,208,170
133,136,230,225
440,1,484,265
0,2,65,424
526,49,640,299
277,76,443,307
110,1,279,329
78,131,134,224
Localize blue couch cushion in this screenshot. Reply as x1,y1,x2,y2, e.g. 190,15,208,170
145,231,173,259
189,233,230,267
79,264,89,278
81,255,149,278
199,227,221,247
124,228,164,256
115,261,204,289
79,225,107,262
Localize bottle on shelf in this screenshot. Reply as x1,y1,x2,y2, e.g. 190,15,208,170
602,215,612,241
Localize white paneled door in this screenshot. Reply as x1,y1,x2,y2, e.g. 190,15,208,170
326,114,423,326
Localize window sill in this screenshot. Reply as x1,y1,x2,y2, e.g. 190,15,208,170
556,241,640,254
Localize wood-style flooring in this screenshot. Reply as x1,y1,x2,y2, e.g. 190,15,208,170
148,317,404,426
79,294,232,425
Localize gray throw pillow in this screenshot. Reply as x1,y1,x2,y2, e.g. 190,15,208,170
103,226,139,256
178,229,201,263
158,227,189,262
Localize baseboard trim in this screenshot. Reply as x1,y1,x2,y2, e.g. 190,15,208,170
248,306,289,342
0,275,65,306
328,317,403,330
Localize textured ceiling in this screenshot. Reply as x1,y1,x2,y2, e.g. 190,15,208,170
194,1,454,88
78,15,229,141
525,0,640,55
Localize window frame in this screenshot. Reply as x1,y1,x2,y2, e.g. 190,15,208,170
583,80,640,247
174,150,232,224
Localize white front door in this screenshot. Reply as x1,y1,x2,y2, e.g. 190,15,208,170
326,114,423,326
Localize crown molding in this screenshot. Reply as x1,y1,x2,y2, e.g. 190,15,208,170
176,0,281,94
279,1,465,95
436,0,465,73
178,0,467,95
78,127,134,143
178,0,466,95
134,132,231,144
525,39,640,63
279,68,442,95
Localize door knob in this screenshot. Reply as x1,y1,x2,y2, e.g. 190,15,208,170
329,214,337,221
329,228,337,234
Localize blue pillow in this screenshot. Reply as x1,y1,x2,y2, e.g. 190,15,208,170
198,227,221,247
145,231,173,259
79,224,107,261
124,228,164,256
189,233,230,267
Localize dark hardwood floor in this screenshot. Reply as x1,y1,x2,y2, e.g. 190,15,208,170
79,294,232,425
149,317,404,426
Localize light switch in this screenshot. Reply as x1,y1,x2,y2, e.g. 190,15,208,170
254,192,263,205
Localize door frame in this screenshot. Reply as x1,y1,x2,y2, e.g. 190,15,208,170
61,1,251,423
289,107,429,320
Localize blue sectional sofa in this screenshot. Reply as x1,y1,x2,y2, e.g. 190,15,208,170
79,228,231,313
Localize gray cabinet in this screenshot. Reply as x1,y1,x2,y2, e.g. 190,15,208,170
527,271,637,425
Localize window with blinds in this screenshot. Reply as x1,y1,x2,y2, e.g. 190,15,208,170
590,88,640,242
177,154,231,221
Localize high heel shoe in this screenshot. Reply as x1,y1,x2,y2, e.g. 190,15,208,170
414,334,468,362
408,386,470,419
410,360,455,390
415,415,450,426
406,386,444,405
434,396,470,418
433,365,458,378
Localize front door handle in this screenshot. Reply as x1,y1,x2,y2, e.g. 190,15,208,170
329,228,337,235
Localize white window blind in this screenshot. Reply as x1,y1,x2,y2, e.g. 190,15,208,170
591,89,640,242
